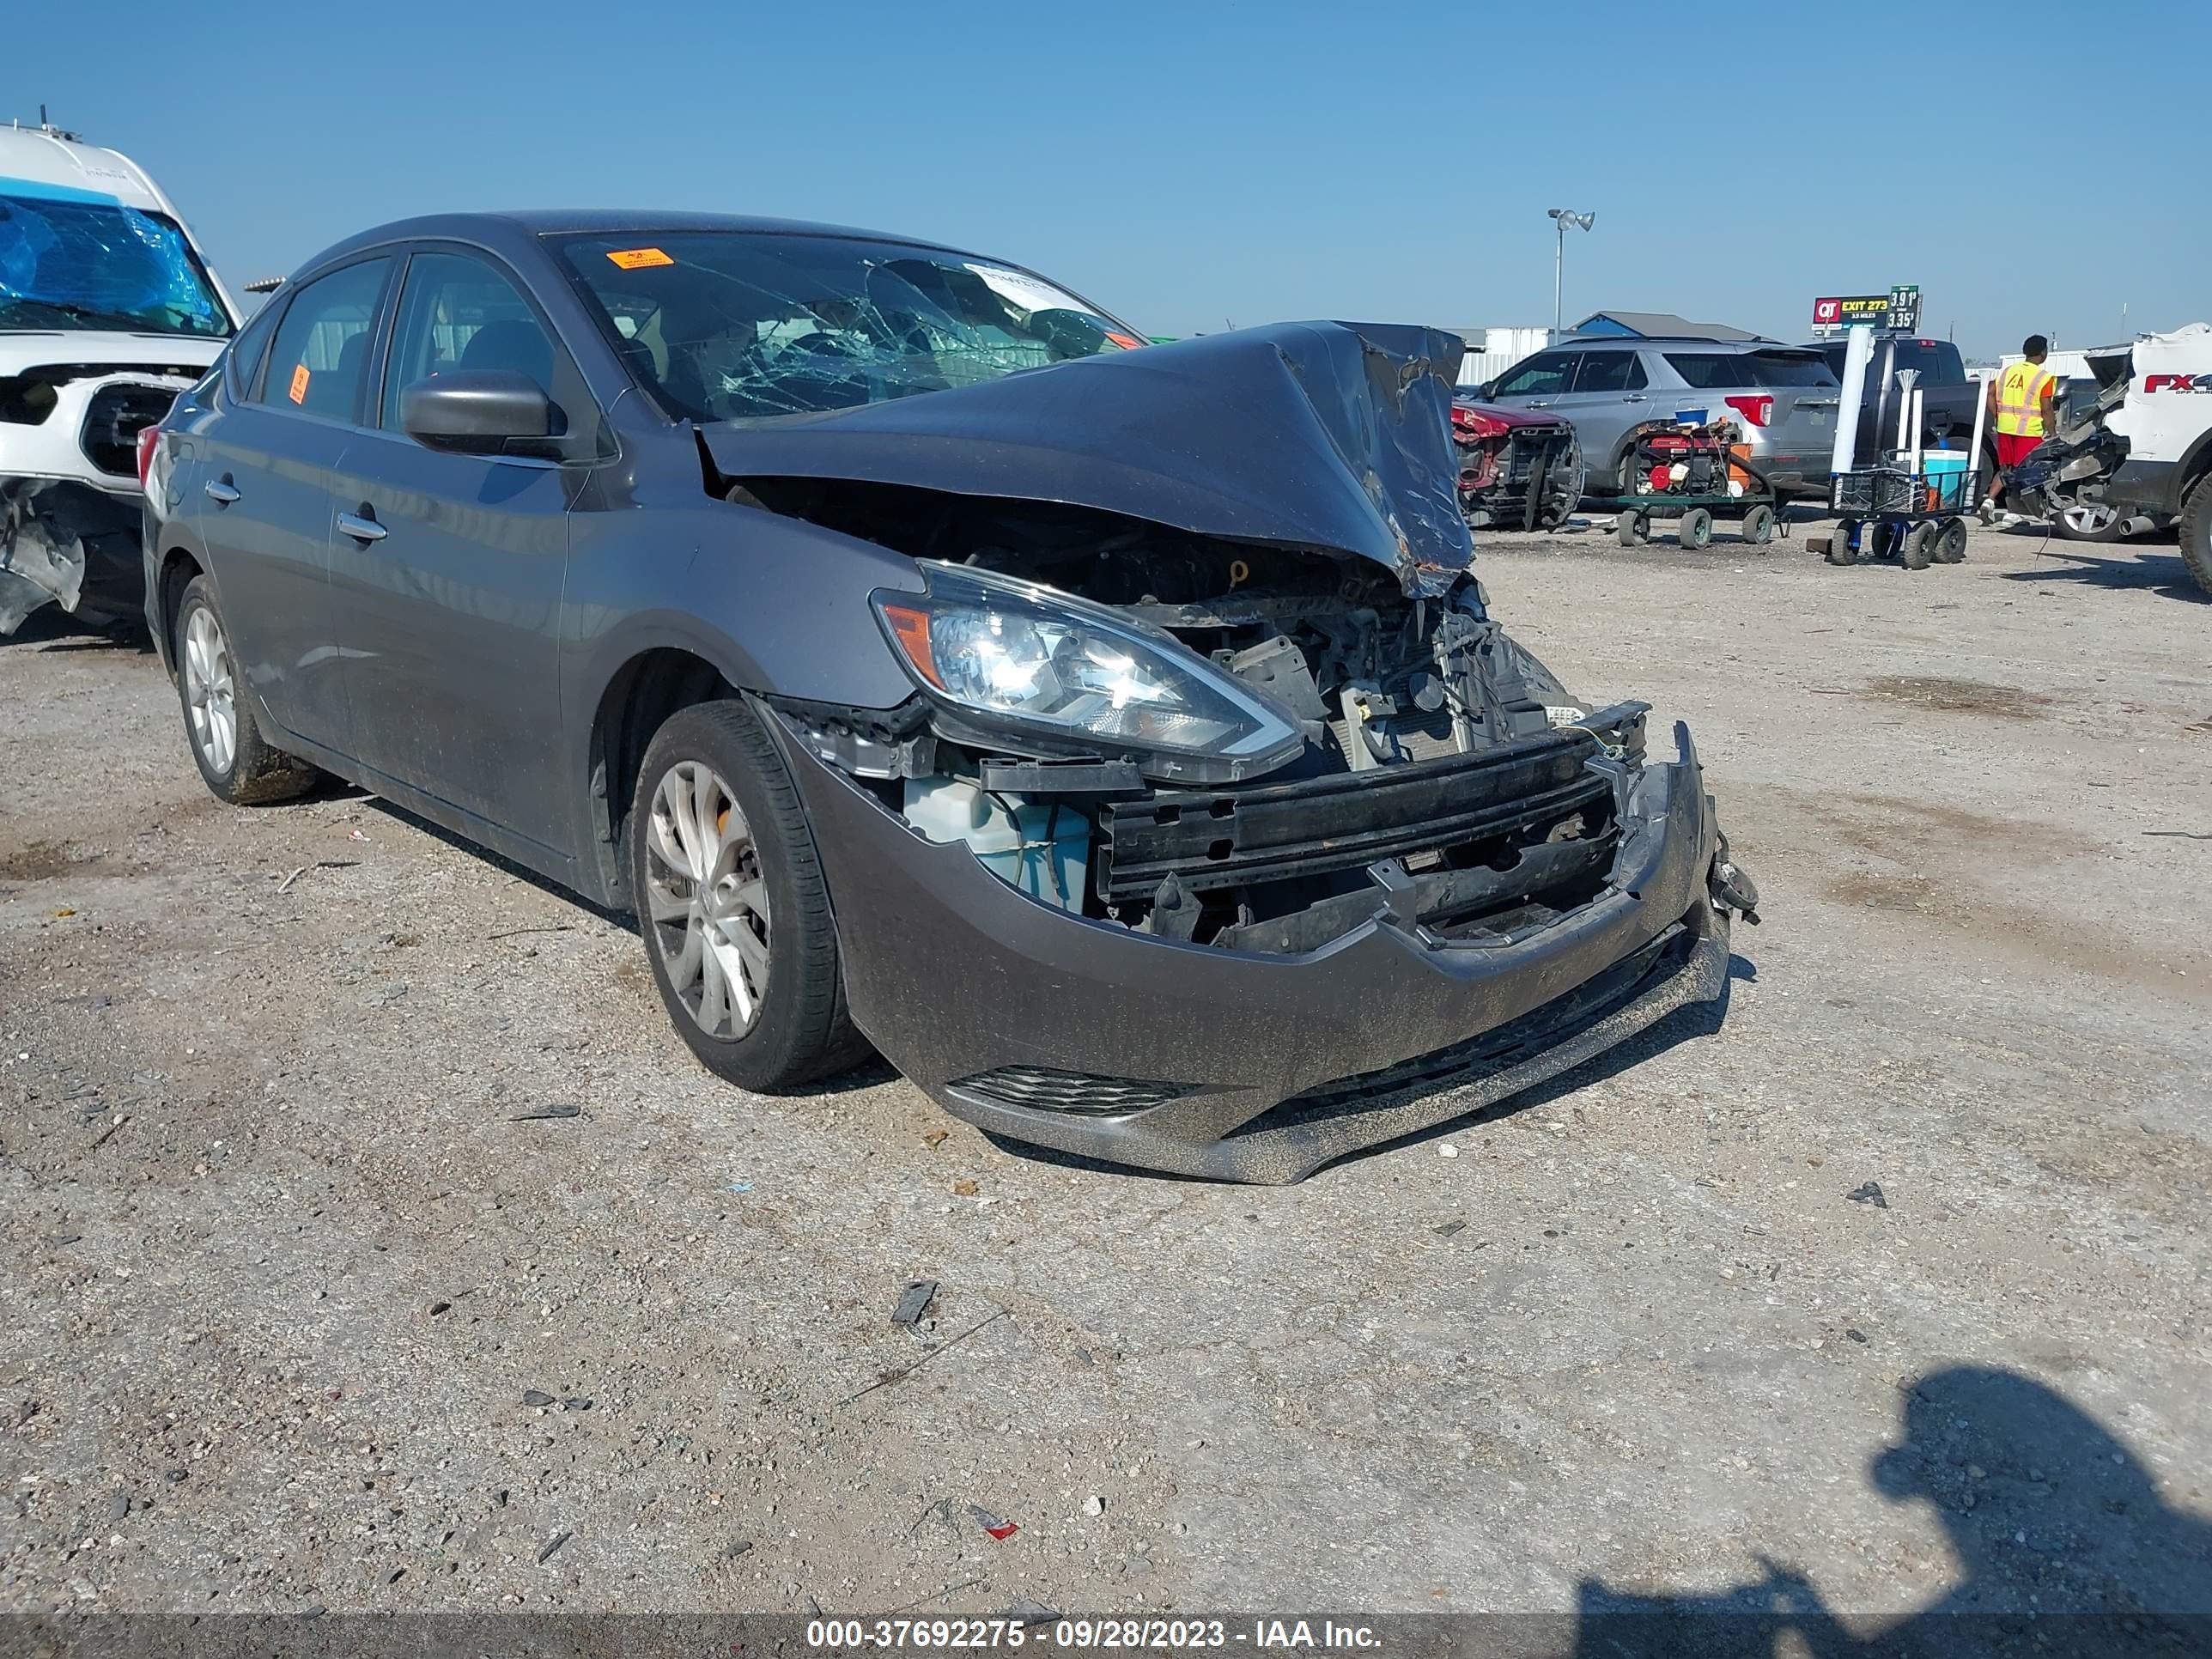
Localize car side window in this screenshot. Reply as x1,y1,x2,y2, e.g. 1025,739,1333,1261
1664,352,1750,391
1574,352,1647,393
1492,351,1576,398
222,298,284,402
380,252,564,433
257,259,392,422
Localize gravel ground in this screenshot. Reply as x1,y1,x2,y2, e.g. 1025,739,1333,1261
1,515,2207,1634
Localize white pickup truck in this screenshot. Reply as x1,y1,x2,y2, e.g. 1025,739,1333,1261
2007,323,2212,592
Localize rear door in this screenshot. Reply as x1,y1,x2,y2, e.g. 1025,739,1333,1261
324,245,581,854
192,255,394,757
1553,349,1655,489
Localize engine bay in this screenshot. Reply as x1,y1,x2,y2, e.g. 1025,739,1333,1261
742,477,1644,956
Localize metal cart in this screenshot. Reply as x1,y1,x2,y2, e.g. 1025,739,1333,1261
1591,420,1785,550
1605,492,1783,550
1822,459,1976,569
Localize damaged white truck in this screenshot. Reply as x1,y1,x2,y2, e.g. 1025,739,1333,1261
2004,323,2212,594
0,120,240,634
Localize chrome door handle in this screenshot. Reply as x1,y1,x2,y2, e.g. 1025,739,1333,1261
1527,400,1553,409
1623,394,1649,402
204,479,240,505
337,511,387,543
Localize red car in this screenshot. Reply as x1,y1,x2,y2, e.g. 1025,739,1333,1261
1451,392,1583,531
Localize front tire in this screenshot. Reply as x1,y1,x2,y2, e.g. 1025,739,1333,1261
173,575,319,805
630,698,868,1092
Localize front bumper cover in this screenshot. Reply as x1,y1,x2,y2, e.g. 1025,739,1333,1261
775,721,1740,1184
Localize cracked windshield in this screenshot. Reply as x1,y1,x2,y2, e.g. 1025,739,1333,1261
556,230,1144,421
0,186,232,337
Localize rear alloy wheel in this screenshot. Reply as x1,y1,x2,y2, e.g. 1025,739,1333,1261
2056,502,2125,543
173,574,319,805
630,698,868,1091
1677,507,1713,550
2180,473,2212,597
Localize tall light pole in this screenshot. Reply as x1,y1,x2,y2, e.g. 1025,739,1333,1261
1547,209,1595,338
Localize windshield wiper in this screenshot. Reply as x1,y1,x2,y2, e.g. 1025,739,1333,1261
0,296,213,335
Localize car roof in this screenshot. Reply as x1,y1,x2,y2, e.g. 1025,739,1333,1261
1567,334,1799,350
0,125,171,214
297,210,983,276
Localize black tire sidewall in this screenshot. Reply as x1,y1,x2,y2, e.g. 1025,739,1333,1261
629,699,842,1092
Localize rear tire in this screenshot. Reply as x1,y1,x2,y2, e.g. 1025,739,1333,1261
1678,507,1713,550
1936,518,1969,563
1741,504,1777,546
629,697,869,1092
1902,523,1935,569
1614,511,1648,548
173,574,319,805
2180,473,2212,597
2056,501,2127,543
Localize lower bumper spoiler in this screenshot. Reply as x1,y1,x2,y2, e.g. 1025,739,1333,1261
777,720,1741,1183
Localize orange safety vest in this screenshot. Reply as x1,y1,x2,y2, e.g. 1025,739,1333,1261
1996,360,2055,438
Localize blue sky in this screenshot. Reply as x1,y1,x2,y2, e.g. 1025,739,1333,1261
10,0,2204,356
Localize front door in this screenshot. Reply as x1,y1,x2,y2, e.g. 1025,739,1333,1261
326,248,579,854
194,256,393,757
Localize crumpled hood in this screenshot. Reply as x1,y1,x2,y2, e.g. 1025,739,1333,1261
698,321,1474,593
0,331,222,378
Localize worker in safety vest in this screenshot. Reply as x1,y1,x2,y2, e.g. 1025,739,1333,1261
1987,334,2058,509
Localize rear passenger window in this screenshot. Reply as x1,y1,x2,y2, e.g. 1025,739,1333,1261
1744,349,1838,387
1574,352,1647,392
1668,350,1836,390
258,259,391,423
1665,353,1753,390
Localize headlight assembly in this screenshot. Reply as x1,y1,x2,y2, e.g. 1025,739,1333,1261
873,562,1304,783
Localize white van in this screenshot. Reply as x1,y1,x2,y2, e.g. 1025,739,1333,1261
1,120,240,632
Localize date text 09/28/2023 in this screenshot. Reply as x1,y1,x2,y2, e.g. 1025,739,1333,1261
804,1620,1382,1650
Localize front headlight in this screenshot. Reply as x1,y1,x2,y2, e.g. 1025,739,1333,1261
873,562,1304,783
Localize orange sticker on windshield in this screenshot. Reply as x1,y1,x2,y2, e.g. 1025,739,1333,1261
288,363,310,404
1106,332,1146,349
606,246,674,270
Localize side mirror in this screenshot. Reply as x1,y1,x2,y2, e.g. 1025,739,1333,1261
401,371,556,457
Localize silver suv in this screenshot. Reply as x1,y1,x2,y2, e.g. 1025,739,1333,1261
1476,337,1842,500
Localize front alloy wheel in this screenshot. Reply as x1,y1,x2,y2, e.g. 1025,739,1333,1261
644,761,772,1038
628,698,869,1091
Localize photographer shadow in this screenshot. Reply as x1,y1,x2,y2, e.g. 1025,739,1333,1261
1573,1366,2212,1658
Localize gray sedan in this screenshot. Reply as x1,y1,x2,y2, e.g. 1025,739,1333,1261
140,211,1752,1182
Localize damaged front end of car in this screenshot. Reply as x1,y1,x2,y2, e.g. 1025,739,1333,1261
0,359,196,633
697,322,1753,1182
